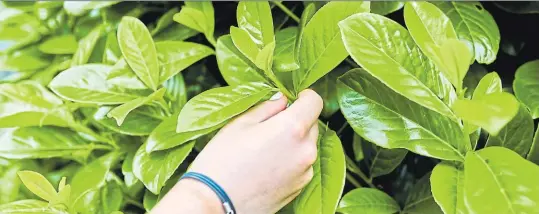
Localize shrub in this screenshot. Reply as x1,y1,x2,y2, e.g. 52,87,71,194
1,1,538,214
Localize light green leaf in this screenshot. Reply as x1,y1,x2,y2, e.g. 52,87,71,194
254,41,275,72
452,92,519,135
338,69,469,161
0,127,95,161
353,134,364,162
371,2,404,15
153,23,199,42
0,160,24,204
17,171,57,202
49,185,71,208
49,64,144,105
339,13,457,119
423,39,473,92
173,2,214,44
402,173,443,214
83,106,163,136
215,35,268,85
311,66,347,118
514,60,539,119
364,142,407,178
486,105,534,157
274,27,299,73
155,41,214,84
432,2,500,64
163,73,187,113
151,7,179,36
63,1,119,16
176,82,274,133
473,72,502,99
38,34,78,55
463,64,488,98
295,1,370,91
337,188,400,214
71,25,103,66
0,82,74,128
236,1,274,48
430,161,466,214
133,141,194,194
73,181,123,214
1,47,51,82
0,199,68,214
230,26,259,62
293,124,346,214
528,128,539,165
107,88,166,126
118,16,160,90
70,152,123,200
294,3,316,65
103,32,121,65
464,147,539,213
122,147,139,189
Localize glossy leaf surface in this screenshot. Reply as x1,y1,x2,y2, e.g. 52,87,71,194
513,60,539,119
337,188,400,214
0,199,67,214
273,27,299,73
83,106,163,136
486,105,534,157
364,142,407,178
215,35,267,85
107,88,166,126
236,1,274,48
404,2,457,52
430,161,466,214
156,41,214,84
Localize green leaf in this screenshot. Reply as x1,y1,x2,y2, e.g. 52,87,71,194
155,41,214,84
295,1,370,91
0,82,74,128
63,1,119,16
352,134,364,162
71,25,104,66
118,16,160,90
38,34,78,55
73,181,123,214
216,35,268,85
463,64,488,98
230,26,259,62
293,124,346,214
17,171,57,202
49,185,71,208
151,7,179,36
528,128,539,165
121,146,139,189
464,147,539,213
473,72,502,99
103,32,122,65
514,60,539,119
339,13,457,119
432,2,500,64
0,200,68,214
312,66,347,118
82,106,163,136
0,160,24,204
274,27,299,73
0,127,96,161
107,88,166,126
338,69,469,161
364,142,408,178
236,1,274,48
49,64,144,105
337,188,400,214
176,82,274,133
173,2,215,44
1,47,51,82
153,23,199,42
0,8,41,53
452,92,519,135
294,3,316,65
404,2,457,52
430,161,466,214
70,152,123,200
163,73,187,113
371,2,404,15
402,173,443,214
486,105,534,157
133,141,194,194
254,41,275,72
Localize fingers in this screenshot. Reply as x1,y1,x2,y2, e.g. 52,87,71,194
231,92,288,125
265,89,323,137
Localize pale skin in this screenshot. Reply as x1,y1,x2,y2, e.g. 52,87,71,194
152,89,323,214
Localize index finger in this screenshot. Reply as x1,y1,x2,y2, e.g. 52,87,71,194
267,89,323,132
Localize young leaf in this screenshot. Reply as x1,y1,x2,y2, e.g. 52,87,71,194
293,124,346,214
174,2,215,44
430,161,466,214
254,41,275,73
473,72,502,99
163,73,188,113
230,26,259,62
156,41,214,84
118,16,160,90
432,2,500,64
71,25,104,66
338,69,469,161
486,105,534,157
339,13,457,119
176,82,274,133
0,200,67,214
103,32,122,65
402,173,443,214
17,171,57,202
463,64,488,98
513,60,539,119
236,1,274,48
0,127,96,161
107,88,166,126
294,3,315,64
133,141,194,194
371,2,404,15
423,39,473,92
274,27,299,73
49,64,144,105
151,7,180,36
452,92,519,135
70,152,123,199
215,35,268,85
83,106,163,136
337,188,401,214
38,34,78,55
122,147,139,189
295,1,370,91
364,142,408,178
464,147,539,213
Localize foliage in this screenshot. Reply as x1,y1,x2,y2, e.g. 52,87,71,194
1,1,539,214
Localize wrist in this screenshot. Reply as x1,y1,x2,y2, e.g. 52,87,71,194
153,178,223,214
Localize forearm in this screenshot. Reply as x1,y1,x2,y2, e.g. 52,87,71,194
151,179,223,214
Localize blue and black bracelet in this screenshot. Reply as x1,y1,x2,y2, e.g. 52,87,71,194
180,172,237,214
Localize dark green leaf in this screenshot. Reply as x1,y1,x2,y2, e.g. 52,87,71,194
103,32,122,65
528,128,539,165
311,66,347,118
151,7,179,36
337,188,400,214
371,2,404,15
462,64,488,98
71,25,104,66
486,105,534,157
364,141,407,178
402,173,443,214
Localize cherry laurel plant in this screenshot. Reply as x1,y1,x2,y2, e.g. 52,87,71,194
0,1,538,214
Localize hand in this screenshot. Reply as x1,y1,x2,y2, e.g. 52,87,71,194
152,89,323,214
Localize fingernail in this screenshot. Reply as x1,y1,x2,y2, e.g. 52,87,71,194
269,92,283,101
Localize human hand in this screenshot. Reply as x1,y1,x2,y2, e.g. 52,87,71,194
152,89,323,214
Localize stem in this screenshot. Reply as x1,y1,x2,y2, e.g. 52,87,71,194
345,153,376,188
273,1,300,23
206,34,217,48
266,70,296,100
336,121,349,136
346,173,362,188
